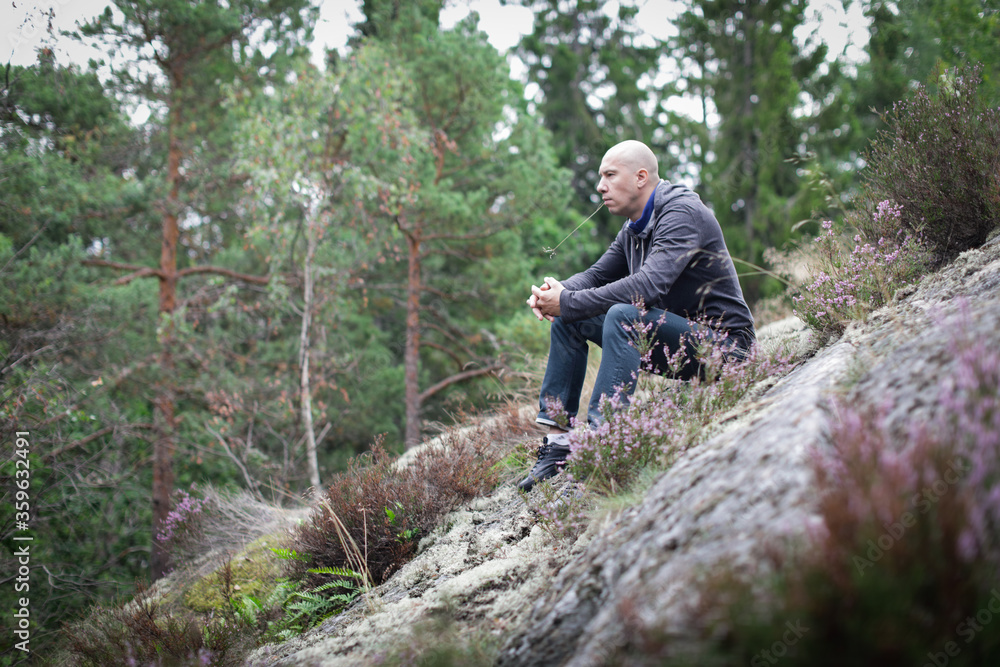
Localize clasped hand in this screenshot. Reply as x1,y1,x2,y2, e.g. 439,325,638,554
527,277,564,322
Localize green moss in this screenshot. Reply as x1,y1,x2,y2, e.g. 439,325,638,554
494,443,533,477
183,535,286,613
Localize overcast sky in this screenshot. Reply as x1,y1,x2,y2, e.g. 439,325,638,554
3,0,868,69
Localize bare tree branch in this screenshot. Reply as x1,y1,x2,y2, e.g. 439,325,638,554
205,424,265,501
0,221,50,275
421,340,465,368
419,364,502,403
83,259,269,286
82,258,160,275
113,268,162,285
176,265,270,285
422,321,479,360
43,423,155,462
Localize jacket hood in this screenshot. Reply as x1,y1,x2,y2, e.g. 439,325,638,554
625,181,700,240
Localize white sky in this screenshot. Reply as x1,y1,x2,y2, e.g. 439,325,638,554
2,0,869,67
2,0,869,127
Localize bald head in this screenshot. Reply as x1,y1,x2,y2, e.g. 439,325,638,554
597,140,660,222
604,140,659,179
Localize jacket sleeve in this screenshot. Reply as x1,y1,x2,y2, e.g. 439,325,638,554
559,206,701,322
560,231,629,292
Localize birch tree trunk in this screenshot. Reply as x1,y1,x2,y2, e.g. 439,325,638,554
299,202,321,488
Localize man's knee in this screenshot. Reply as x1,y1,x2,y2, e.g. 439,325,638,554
604,303,640,329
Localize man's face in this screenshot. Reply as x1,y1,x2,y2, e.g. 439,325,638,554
597,153,642,220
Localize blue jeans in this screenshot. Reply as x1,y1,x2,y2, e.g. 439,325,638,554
536,304,743,428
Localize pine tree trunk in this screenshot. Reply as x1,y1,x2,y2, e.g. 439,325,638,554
151,100,183,580
403,229,422,449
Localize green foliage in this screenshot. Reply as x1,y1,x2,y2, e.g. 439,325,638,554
76,0,318,244
181,540,283,615
385,503,420,543
248,567,364,640
787,64,999,338
335,3,572,444
856,0,1000,118
0,236,95,329
0,233,158,657
229,5,571,449
270,547,309,562
62,580,259,667
64,549,359,663
857,64,1000,263
0,54,141,254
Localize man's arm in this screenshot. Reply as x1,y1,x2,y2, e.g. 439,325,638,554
559,207,702,322
560,231,629,292
526,229,628,322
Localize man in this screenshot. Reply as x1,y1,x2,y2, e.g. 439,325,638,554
519,140,755,492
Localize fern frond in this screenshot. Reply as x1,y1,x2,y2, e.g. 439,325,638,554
290,591,326,605
306,566,363,578
311,581,358,594
270,547,309,561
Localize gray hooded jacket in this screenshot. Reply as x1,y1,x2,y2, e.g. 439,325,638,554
559,180,755,346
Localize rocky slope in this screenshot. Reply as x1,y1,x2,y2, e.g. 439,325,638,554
249,235,1000,666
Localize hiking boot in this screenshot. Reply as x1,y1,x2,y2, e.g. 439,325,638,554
518,434,571,492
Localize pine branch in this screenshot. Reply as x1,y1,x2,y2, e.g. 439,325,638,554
421,341,464,368
83,259,270,286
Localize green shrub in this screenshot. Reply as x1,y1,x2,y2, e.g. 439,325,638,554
857,63,1000,263
236,563,364,641
791,63,999,337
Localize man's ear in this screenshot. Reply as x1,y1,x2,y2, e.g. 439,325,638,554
635,168,649,188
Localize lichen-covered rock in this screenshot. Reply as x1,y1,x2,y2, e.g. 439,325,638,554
251,237,1000,667
496,336,851,666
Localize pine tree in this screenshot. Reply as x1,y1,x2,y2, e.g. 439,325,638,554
73,0,316,579
355,0,569,448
